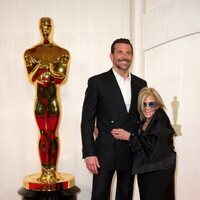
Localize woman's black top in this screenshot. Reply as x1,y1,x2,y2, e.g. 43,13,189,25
130,108,176,174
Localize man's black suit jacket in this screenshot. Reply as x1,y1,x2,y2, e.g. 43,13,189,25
81,69,147,170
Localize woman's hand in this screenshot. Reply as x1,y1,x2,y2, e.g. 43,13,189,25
111,128,131,141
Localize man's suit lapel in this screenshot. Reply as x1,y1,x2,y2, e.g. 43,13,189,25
124,75,140,130
129,75,137,115
106,69,128,119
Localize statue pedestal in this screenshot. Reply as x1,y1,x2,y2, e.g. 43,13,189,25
18,186,80,200
18,172,80,200
22,172,75,191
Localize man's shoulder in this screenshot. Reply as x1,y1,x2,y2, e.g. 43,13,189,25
131,74,147,86
131,74,146,82
89,69,112,81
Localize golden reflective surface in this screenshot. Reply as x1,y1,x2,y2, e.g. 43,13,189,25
23,173,75,191
24,17,70,185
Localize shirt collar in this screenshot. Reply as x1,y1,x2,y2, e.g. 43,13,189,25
112,68,131,82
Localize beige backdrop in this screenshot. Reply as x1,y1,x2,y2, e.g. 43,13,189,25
0,0,199,199
143,1,200,200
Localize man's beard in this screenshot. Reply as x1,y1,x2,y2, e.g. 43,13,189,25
115,59,132,70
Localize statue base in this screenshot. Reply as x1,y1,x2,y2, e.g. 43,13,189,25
18,172,80,199
172,124,182,136
23,172,75,191
18,186,80,200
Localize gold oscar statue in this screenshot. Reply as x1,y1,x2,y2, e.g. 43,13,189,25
23,17,75,191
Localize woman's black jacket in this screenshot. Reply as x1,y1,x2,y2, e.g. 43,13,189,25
130,108,176,174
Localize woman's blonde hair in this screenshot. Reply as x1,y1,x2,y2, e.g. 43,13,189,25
138,87,166,121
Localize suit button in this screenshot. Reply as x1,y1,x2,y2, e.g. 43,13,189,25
110,120,114,124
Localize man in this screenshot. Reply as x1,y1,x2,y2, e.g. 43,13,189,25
81,38,147,199
24,17,70,183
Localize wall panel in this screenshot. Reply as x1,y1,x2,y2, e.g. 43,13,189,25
144,0,200,199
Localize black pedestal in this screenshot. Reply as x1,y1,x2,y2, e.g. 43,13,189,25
18,186,80,200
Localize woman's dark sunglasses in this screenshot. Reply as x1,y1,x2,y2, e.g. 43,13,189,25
143,102,156,108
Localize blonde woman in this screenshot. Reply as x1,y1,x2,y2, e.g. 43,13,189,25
111,87,176,200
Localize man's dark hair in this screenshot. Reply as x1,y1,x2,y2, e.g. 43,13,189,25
111,38,133,54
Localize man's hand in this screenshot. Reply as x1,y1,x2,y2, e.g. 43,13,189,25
85,156,100,174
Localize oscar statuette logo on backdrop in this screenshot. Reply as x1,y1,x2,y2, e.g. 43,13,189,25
172,96,182,136
18,17,80,199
